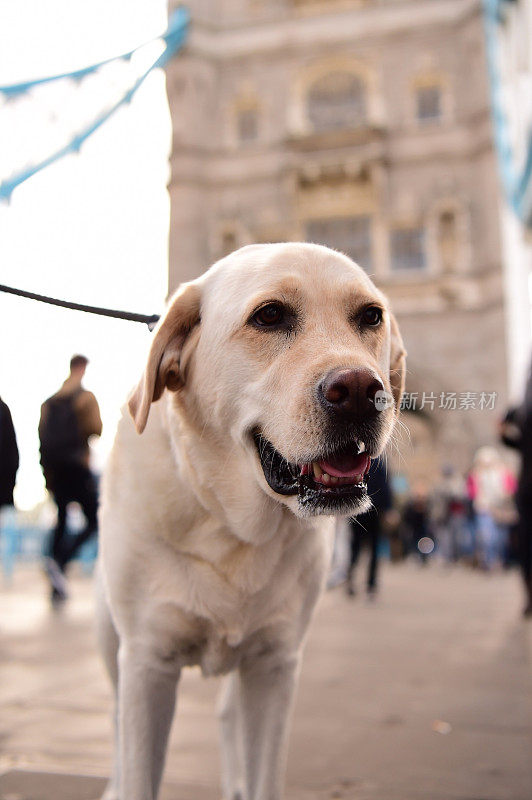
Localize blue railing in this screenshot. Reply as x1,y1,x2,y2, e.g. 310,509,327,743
0,508,97,584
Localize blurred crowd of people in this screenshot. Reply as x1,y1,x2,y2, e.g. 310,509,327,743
392,452,517,571
335,451,519,601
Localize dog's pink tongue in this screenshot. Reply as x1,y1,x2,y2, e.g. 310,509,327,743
319,452,370,479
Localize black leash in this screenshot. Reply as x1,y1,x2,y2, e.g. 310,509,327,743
0,283,160,330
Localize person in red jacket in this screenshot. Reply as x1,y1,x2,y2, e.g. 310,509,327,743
467,447,516,572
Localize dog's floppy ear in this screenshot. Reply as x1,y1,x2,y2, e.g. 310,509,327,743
128,281,202,433
389,312,406,414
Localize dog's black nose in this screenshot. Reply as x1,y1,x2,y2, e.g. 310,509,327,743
318,368,384,421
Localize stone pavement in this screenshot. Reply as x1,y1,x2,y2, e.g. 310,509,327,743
1,560,531,800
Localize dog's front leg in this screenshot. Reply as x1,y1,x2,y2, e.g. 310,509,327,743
118,644,180,800
218,671,245,800
239,652,301,800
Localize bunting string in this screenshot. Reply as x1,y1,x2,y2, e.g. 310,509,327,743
0,6,189,203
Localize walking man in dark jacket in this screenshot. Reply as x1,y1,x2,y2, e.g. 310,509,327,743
39,355,102,602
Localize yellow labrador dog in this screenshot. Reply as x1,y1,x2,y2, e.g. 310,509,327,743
97,243,405,800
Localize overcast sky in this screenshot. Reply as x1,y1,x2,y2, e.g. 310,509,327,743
0,0,171,508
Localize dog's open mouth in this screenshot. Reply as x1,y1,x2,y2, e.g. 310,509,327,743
253,433,371,513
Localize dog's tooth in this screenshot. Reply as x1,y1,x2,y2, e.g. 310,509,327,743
312,462,322,480
329,475,338,484
322,472,330,484
359,441,366,453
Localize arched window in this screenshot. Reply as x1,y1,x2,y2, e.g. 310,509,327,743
307,72,366,132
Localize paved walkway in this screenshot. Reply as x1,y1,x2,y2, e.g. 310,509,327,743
1,560,531,800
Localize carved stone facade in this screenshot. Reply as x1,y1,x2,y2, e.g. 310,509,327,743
165,0,508,482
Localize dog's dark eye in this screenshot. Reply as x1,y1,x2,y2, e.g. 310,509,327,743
360,306,383,327
251,303,286,328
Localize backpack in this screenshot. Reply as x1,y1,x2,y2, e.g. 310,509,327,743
39,391,84,468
